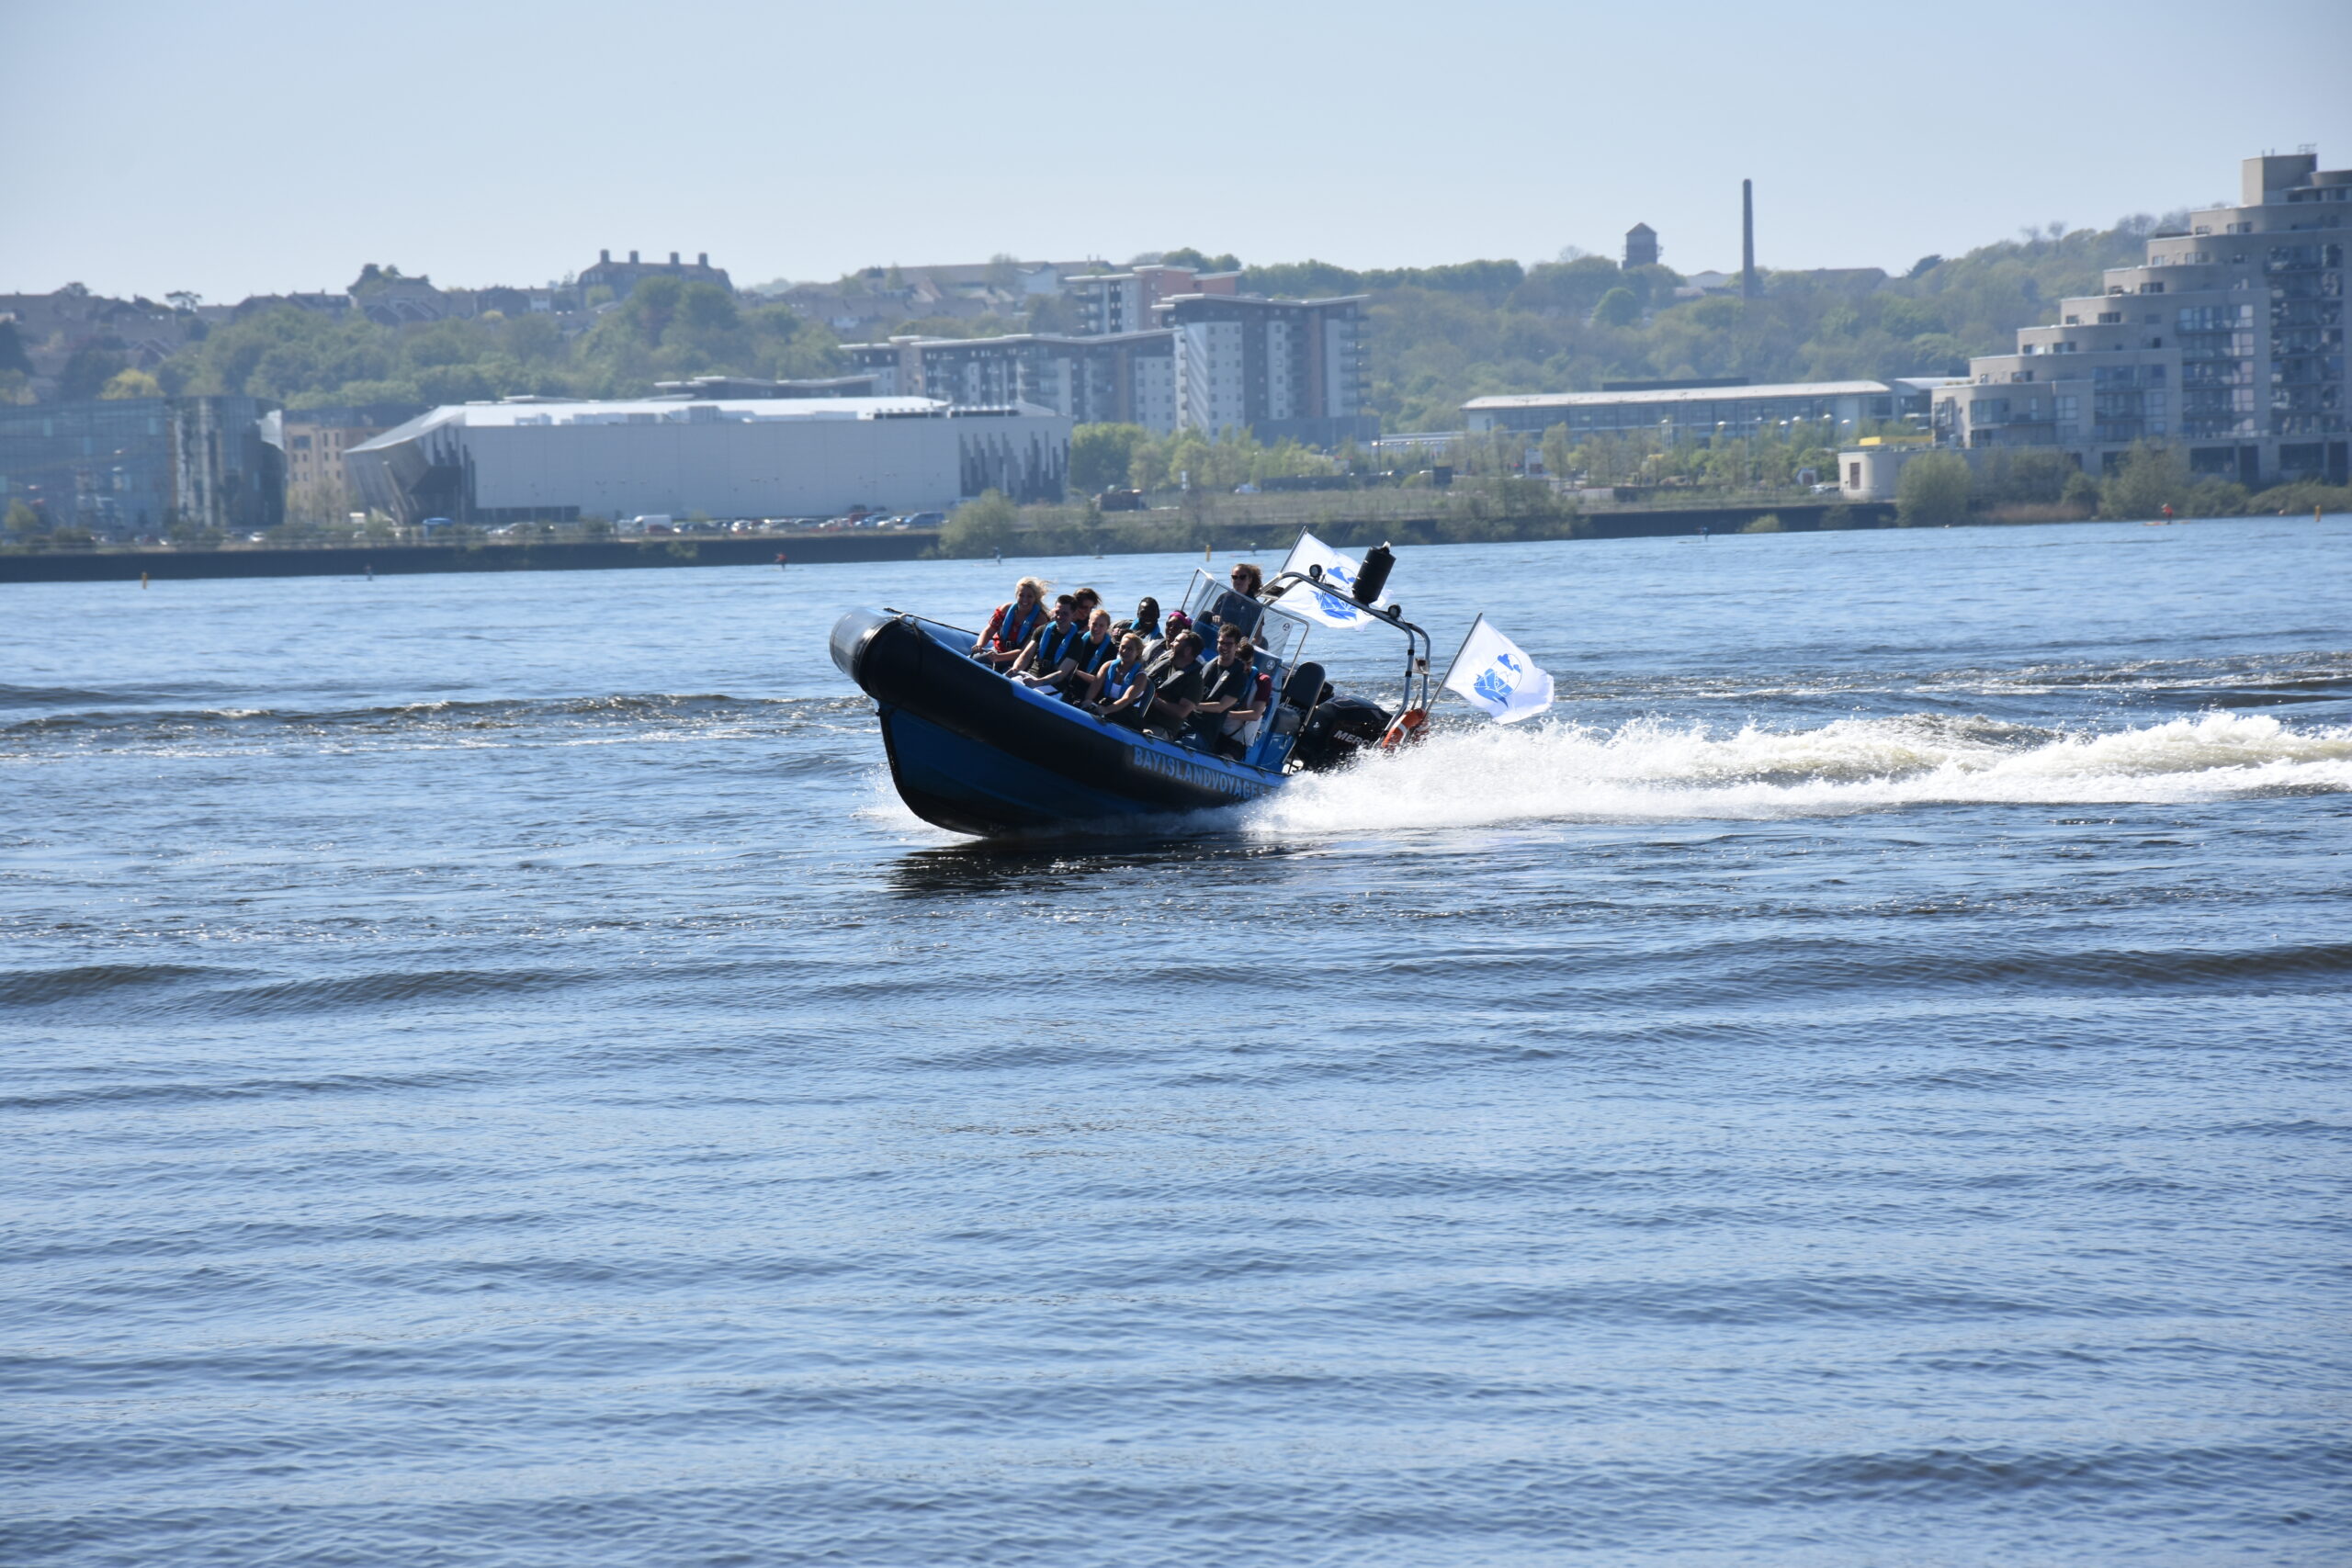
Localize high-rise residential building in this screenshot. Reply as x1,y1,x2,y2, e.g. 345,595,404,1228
846,289,1374,446
1934,150,2348,487
1063,266,1239,336
1155,292,1374,446
843,332,1179,433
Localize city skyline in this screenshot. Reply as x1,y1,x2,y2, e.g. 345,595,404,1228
6,0,2347,303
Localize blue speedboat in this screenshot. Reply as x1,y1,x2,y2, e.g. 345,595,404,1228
831,560,1431,837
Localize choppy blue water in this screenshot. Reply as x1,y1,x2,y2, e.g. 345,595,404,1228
4,519,2349,1565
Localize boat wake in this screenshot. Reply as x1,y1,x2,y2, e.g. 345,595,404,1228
1248,710,2352,834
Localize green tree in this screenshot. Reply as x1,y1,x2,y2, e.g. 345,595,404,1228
5,499,40,537
1160,248,1242,273
1069,423,1147,492
99,367,162,400
939,490,1019,558
1895,451,1972,526
58,345,128,401
1591,287,1641,328
2098,442,2188,519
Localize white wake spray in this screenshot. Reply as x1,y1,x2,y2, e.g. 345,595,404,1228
1248,711,2352,835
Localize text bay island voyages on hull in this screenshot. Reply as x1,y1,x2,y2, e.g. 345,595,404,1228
831,535,1463,838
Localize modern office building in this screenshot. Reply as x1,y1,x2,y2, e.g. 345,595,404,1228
344,397,1070,524
1463,378,1945,440
0,396,176,533
172,396,283,534
1931,149,2349,486
1155,292,1374,446
844,333,1179,433
0,394,280,536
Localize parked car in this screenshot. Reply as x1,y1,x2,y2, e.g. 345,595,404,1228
905,511,946,527
1810,481,1841,495
1094,490,1144,513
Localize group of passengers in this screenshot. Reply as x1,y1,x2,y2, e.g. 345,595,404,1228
967,564,1275,758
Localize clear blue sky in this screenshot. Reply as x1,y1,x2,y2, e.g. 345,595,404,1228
6,0,2347,302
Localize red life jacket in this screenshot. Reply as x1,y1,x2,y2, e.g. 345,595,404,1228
987,600,1045,652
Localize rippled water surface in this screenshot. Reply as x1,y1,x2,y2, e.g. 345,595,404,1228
5,519,2349,1565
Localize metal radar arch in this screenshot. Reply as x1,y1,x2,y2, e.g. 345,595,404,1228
1265,542,1434,749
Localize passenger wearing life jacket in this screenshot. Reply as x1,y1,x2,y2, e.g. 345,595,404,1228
1013,597,1091,690
1143,629,1206,732
969,577,1048,669
1048,608,1117,700
1116,595,1161,646
1083,633,1156,728
1189,626,1265,756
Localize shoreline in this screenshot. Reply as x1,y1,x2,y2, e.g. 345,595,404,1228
0,501,1921,583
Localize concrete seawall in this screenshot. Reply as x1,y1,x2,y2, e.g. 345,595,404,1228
0,502,1897,584
0,532,935,584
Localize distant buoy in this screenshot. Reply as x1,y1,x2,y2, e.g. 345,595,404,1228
140,571,148,590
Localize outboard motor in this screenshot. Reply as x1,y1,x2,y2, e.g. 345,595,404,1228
1352,542,1396,607
1294,693,1394,773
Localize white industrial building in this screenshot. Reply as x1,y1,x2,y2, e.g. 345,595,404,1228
345,397,1071,525
1464,378,1950,439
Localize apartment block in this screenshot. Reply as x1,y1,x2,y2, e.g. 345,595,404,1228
1934,150,2348,486
843,332,1179,433
1063,265,1239,336
268,403,426,519
1155,292,1374,446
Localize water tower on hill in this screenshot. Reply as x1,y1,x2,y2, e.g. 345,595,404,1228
1623,222,1658,269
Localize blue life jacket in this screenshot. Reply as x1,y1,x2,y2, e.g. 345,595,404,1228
1075,631,1116,672
1032,619,1084,668
989,600,1044,651
1102,659,1146,703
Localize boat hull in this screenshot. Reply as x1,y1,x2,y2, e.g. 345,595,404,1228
831,608,1284,837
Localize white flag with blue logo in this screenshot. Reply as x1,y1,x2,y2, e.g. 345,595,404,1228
1442,615,1555,724
1271,531,1374,630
